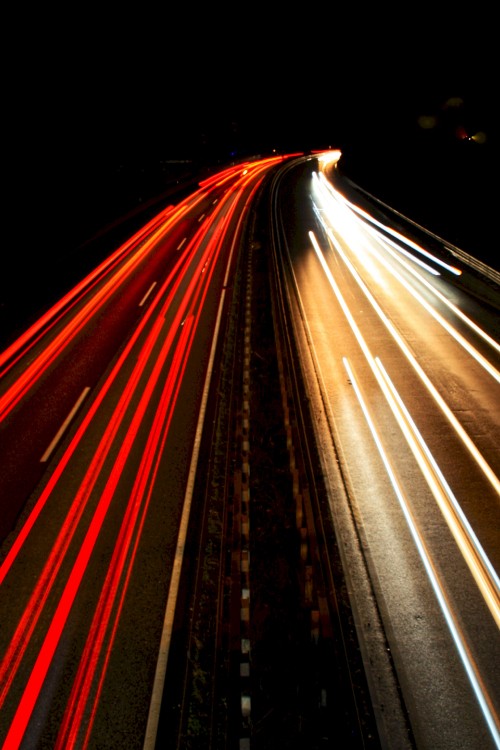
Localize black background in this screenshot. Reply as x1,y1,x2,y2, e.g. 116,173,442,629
3,5,497,346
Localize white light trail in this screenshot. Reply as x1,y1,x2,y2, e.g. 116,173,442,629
318,172,462,275
375,357,500,627
359,219,500,354
343,356,500,749
315,173,500,357
309,230,499,624
345,218,500,376
309,229,500,496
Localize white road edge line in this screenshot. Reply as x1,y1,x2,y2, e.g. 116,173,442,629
143,206,243,749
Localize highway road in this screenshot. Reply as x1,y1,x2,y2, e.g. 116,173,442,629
0,150,498,749
0,155,287,749
269,152,499,749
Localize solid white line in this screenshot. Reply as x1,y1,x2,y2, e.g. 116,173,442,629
143,199,244,749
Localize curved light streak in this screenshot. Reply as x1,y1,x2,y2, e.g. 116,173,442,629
309,230,499,624
310,229,500,497
315,173,500,357
318,172,462,276
368,229,441,275
374,357,500,627
360,223,500,355
339,215,500,380
343,356,500,749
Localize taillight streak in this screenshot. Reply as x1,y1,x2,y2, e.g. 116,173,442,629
0,240,194,705
55,314,196,750
0,183,232,584
0,179,238,748
0,204,178,380
0,161,279,748
60,215,231,750
0,206,190,423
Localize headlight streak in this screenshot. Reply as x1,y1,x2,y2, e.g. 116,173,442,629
308,230,499,621
342,356,500,749
313,194,440,276
374,357,500,627
313,171,500,356
365,228,441,275
327,203,500,383
317,172,463,276
309,229,500,497
311,184,386,287
317,204,500,384
364,226,500,356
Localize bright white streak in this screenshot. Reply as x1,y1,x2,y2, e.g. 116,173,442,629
328,217,500,383
310,228,500,496
308,229,499,622
347,215,500,374
315,173,500,355
375,357,500,627
359,220,500,354
319,173,462,275
343,356,500,749
370,229,441,274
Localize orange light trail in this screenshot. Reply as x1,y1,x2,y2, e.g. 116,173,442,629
0,156,285,749
0,230,199,710
0,159,278,749
56,314,197,750
58,211,232,748
0,202,192,422
0,204,177,380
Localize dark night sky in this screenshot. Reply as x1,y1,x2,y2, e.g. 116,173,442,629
2,6,498,342
8,7,496,163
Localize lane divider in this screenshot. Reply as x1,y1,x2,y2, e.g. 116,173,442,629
40,388,91,463
239,252,252,748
